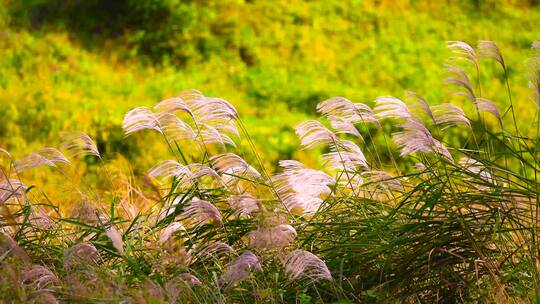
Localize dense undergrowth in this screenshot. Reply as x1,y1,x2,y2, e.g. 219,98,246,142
1,40,540,303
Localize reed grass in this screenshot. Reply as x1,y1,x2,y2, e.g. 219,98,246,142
1,40,540,303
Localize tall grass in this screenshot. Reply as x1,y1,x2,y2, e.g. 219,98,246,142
1,40,540,303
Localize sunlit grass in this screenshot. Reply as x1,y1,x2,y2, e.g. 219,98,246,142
2,39,540,303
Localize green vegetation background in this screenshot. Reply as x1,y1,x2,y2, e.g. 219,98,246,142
1,0,539,171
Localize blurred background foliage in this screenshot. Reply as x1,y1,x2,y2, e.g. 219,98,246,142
1,0,539,173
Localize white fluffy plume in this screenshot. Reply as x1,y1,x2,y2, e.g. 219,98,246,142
227,194,260,217
445,65,475,102
210,153,261,182
156,113,196,141
159,222,186,244
317,96,378,126
14,148,70,173
295,120,337,149
148,160,189,180
447,41,478,68
322,140,368,171
106,227,124,255
459,157,494,184
283,249,332,283
432,103,470,129
475,98,501,122
478,40,506,69
122,106,160,136
405,91,435,123
220,251,262,287
374,96,413,120
181,197,222,229
272,161,334,215
149,161,221,188
60,132,100,158
124,90,240,148
247,224,297,250
392,120,452,160
193,241,236,263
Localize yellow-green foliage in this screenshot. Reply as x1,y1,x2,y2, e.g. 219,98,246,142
1,0,539,169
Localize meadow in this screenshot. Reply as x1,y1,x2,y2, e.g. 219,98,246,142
1,1,540,303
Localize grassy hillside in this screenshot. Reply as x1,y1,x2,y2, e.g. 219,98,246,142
1,1,539,169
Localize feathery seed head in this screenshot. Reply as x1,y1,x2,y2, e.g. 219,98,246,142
374,96,413,120
445,65,475,102
272,163,334,215
478,40,506,68
185,163,223,186
156,113,196,141
220,251,262,287
181,197,222,228
60,132,100,158
193,241,236,263
159,222,186,244
210,153,261,182
148,160,188,181
475,98,501,122
63,243,100,270
432,103,470,129
317,97,378,125
322,139,368,171
227,194,260,217
330,119,363,140
278,160,305,170
414,162,427,172
197,123,237,147
122,107,160,136
459,157,494,184
0,179,25,203
154,97,192,115
151,91,240,147
29,209,54,230
447,41,478,67
295,120,337,149
105,227,124,255
405,91,435,123
13,148,70,173
283,249,332,283
22,265,58,290
392,119,452,160
247,224,297,250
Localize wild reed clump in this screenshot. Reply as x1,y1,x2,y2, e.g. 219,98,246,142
1,40,540,303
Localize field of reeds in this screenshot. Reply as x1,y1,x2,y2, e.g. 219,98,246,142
2,1,540,303
2,39,540,303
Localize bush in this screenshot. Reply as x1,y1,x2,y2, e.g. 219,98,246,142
7,0,238,64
